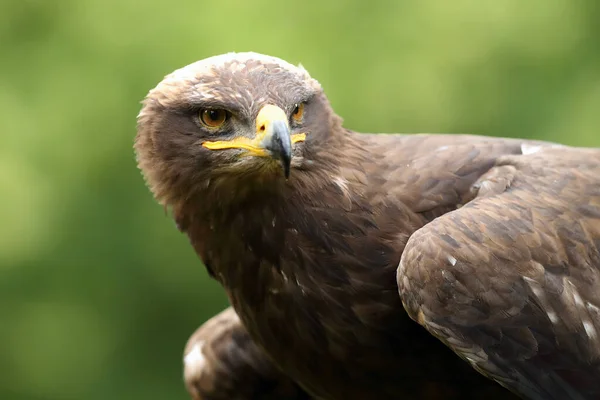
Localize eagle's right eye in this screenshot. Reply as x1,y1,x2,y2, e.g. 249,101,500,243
199,109,228,129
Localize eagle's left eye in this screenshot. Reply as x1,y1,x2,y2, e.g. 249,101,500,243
199,109,228,128
292,103,305,122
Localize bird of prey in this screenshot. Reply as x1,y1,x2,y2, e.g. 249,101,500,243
135,52,600,399
183,306,311,400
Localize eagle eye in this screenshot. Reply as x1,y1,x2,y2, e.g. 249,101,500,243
292,103,305,122
199,109,228,128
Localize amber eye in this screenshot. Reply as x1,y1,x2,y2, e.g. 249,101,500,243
292,103,305,122
199,109,228,128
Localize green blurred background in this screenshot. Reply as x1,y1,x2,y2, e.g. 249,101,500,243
1,0,599,399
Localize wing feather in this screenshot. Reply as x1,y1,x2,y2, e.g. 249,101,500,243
398,146,600,399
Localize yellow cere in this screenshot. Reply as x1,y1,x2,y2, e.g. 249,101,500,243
202,104,306,155
254,104,287,142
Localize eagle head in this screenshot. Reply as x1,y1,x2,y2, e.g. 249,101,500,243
135,52,337,208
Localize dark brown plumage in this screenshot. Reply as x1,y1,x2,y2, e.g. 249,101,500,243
135,52,600,399
184,307,311,400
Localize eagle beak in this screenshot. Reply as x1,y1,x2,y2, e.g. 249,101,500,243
202,104,306,178
255,105,293,178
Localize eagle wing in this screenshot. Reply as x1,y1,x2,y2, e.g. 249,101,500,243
398,145,600,400
184,307,311,400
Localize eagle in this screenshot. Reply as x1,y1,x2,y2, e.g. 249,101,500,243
135,52,600,400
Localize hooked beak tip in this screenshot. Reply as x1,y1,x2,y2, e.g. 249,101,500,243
263,119,292,178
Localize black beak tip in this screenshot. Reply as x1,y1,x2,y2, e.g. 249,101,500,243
266,120,293,179
280,145,292,179
283,159,291,179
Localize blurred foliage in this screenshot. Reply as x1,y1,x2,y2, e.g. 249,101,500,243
1,0,599,399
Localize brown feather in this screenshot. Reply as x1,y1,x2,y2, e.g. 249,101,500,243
135,52,599,399
399,146,600,399
183,307,311,400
